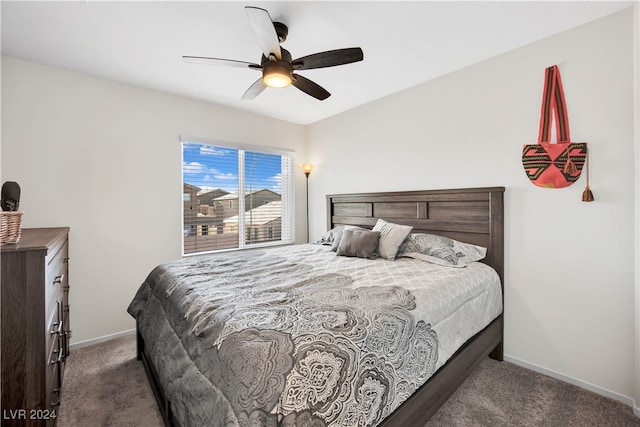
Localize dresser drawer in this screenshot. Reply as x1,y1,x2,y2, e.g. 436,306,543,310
45,301,61,370
46,330,62,390
46,352,62,425
45,301,66,364
46,302,63,420
44,240,68,322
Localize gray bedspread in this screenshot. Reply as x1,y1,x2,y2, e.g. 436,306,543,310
128,244,501,427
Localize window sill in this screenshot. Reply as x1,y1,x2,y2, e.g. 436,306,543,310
182,239,296,257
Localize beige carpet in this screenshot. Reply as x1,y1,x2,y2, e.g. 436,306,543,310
58,335,163,427
58,335,639,427
425,359,640,427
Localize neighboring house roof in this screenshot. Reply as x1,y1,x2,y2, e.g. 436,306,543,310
223,201,282,225
197,188,230,205
214,189,279,201
198,188,229,197
184,183,200,192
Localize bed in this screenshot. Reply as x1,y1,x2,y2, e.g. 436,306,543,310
129,186,505,426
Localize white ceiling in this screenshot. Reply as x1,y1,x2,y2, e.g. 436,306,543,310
1,1,633,125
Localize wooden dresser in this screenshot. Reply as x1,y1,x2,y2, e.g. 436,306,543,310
1,227,70,426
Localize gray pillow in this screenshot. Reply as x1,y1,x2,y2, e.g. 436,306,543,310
372,219,413,260
315,225,366,252
336,229,380,259
330,226,368,251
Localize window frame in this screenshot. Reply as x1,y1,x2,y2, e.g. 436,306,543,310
180,135,296,256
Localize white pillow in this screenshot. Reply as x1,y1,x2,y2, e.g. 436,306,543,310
372,219,413,260
452,239,487,265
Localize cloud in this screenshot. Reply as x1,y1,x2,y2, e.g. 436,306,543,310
200,146,229,156
183,161,207,174
214,172,236,180
268,173,282,192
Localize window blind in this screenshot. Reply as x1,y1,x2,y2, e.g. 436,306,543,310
182,139,294,255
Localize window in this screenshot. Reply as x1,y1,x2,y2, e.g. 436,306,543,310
181,137,294,255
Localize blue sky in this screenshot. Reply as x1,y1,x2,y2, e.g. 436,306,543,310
183,142,282,194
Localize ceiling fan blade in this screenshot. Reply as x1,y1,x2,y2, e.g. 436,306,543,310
182,56,261,70
242,78,268,100
245,6,282,60
291,74,331,100
293,47,363,70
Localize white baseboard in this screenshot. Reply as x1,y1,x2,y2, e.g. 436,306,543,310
69,329,136,350
504,355,638,416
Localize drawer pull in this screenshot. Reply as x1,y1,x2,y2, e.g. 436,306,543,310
53,275,64,285
51,400,61,407
50,348,64,365
50,321,63,335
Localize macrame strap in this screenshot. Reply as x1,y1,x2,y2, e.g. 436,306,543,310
537,65,571,144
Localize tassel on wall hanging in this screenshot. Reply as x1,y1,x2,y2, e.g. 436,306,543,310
522,65,594,201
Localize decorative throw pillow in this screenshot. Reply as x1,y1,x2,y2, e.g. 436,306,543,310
372,219,413,260
315,225,367,252
398,233,458,266
315,226,344,246
331,226,369,252
452,239,487,265
336,229,380,259
397,233,487,267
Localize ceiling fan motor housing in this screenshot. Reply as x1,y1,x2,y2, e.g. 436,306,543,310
261,48,293,87
273,22,288,43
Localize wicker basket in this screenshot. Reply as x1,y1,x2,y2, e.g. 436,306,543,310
1,211,24,244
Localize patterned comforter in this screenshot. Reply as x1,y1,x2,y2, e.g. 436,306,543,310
127,244,502,427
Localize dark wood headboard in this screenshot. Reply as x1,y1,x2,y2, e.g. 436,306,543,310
326,187,505,285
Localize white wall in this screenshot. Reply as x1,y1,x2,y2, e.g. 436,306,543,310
307,8,637,407
0,56,307,344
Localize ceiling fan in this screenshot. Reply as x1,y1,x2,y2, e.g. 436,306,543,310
182,6,364,101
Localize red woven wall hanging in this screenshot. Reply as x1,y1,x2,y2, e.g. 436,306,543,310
522,65,594,201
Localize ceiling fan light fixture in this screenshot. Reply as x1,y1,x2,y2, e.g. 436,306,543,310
263,64,292,88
